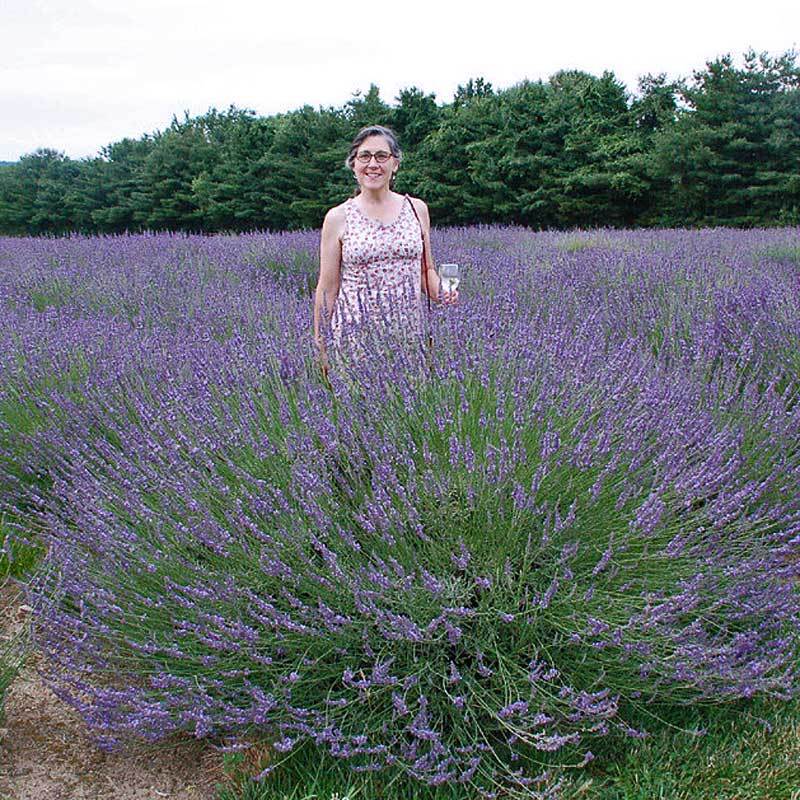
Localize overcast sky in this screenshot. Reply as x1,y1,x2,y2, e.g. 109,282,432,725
2,0,798,162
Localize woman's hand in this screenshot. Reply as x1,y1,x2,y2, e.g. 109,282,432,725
315,338,331,384
441,288,459,306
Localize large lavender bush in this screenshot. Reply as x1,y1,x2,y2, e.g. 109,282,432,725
1,227,799,797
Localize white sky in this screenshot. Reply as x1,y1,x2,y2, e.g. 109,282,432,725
2,0,798,161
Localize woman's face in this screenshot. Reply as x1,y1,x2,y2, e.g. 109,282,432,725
352,134,397,192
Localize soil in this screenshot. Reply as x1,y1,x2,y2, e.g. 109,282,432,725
0,581,230,800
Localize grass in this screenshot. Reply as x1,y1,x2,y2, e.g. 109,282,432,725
562,700,800,799
757,245,800,265
0,626,23,726
557,233,625,252
0,509,44,728
0,571,29,725
214,699,800,800
0,513,42,583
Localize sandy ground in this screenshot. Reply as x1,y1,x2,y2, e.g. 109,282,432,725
0,581,230,800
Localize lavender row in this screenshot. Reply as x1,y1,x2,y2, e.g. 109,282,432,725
0,227,799,796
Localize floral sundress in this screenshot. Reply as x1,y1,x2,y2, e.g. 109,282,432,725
329,194,425,363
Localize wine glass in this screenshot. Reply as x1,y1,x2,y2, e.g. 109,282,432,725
439,263,460,296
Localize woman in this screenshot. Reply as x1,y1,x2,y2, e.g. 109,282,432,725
313,124,457,375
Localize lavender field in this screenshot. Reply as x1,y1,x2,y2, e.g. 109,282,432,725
1,226,800,798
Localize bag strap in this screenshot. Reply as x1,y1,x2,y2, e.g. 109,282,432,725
405,194,432,313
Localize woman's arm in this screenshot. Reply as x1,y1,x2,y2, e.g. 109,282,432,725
313,207,343,354
412,198,457,305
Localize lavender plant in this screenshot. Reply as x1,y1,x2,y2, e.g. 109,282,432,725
1,227,799,797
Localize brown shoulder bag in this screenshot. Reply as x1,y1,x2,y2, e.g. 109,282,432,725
405,194,434,369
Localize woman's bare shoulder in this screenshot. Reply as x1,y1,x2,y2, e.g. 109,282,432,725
322,201,349,239
406,196,430,223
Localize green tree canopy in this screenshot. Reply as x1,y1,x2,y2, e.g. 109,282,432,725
2,49,798,235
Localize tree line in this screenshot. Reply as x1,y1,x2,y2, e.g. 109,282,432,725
1,49,798,235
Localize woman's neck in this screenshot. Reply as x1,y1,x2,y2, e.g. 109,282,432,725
358,186,395,206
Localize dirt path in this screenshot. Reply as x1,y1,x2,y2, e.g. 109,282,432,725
0,581,227,800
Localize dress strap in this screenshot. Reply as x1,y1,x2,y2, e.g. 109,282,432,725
342,197,352,240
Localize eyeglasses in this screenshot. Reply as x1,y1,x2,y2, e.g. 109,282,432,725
355,150,393,164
